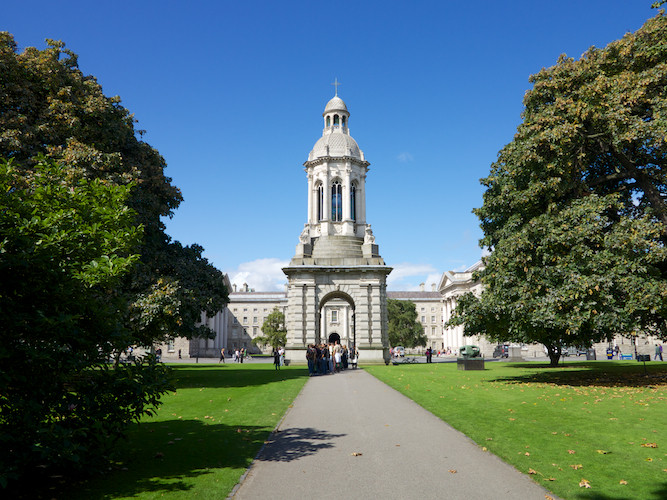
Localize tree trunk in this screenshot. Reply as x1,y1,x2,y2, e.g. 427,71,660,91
546,345,561,367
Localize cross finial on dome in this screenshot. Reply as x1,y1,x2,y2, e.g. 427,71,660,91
331,77,341,96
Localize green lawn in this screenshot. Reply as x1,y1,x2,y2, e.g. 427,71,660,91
68,364,309,499
365,360,667,500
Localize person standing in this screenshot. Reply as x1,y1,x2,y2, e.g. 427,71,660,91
273,349,281,370
219,348,225,363
278,346,285,367
656,344,664,361
306,344,316,375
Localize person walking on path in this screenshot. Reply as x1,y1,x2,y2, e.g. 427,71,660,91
656,344,663,361
219,348,225,363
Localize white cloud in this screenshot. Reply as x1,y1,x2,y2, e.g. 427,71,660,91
229,258,289,292
397,152,414,163
387,262,440,291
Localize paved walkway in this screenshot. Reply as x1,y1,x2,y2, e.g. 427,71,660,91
232,368,559,500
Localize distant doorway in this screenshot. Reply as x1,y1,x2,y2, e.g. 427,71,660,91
328,333,341,344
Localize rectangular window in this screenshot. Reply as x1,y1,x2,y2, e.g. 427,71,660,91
233,317,238,324
243,308,248,312
421,307,425,312
421,316,426,323
253,317,258,324
431,316,436,323
431,307,435,312
253,327,258,335
253,308,258,312
331,310,338,323
243,317,248,324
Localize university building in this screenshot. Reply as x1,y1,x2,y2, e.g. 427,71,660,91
158,91,661,362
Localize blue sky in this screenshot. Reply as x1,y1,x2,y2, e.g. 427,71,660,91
4,1,658,291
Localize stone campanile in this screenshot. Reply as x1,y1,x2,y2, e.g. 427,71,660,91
283,89,392,364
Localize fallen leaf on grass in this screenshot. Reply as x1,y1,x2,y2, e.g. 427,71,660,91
579,479,591,488
570,464,583,470
568,450,576,454
646,458,653,462
482,447,488,452
525,452,530,456
546,478,556,481
619,480,628,485
528,468,538,475
154,452,164,458
641,442,658,448
596,450,610,454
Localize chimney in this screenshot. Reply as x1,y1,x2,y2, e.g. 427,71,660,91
419,282,425,292
233,284,237,292
431,283,436,292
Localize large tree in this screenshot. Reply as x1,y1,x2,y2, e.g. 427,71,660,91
252,308,287,351
0,34,228,486
0,33,228,348
452,11,667,365
0,158,172,487
387,299,427,348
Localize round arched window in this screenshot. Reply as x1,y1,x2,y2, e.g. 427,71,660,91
331,181,342,221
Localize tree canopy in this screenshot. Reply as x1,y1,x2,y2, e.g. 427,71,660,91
0,34,228,487
253,308,287,350
451,12,667,365
387,299,427,348
0,33,228,346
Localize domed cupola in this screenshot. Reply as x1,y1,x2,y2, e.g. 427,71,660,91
308,90,365,162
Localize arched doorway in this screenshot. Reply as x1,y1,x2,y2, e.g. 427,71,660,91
318,291,356,352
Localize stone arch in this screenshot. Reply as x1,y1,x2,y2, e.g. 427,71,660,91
317,289,356,349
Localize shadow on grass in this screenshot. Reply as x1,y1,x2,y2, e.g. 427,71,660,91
257,427,346,462
488,361,667,387
170,365,308,389
68,418,274,499
574,481,667,500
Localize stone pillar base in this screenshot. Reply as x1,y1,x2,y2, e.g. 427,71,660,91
457,358,485,370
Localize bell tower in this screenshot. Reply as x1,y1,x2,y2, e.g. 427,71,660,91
283,89,392,364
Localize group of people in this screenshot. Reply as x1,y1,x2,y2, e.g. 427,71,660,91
305,342,358,376
219,347,250,363
273,346,285,369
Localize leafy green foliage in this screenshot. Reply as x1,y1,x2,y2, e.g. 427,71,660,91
387,299,427,348
0,157,173,485
0,32,229,346
252,308,287,350
0,33,228,487
453,12,667,365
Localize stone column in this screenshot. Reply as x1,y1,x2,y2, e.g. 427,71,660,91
343,304,349,346
359,174,367,224
322,170,330,222
343,166,351,220
307,172,313,224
